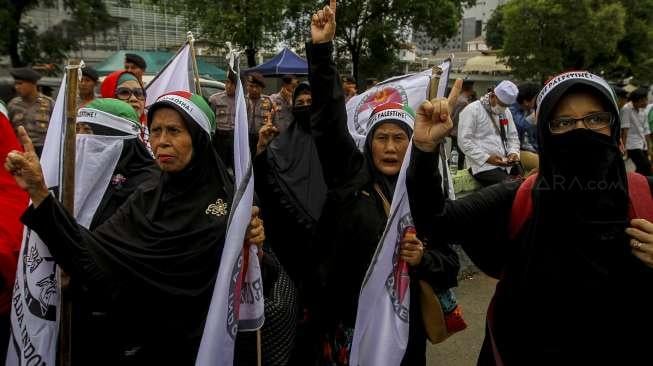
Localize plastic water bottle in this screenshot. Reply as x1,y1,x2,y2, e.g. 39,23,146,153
449,149,459,176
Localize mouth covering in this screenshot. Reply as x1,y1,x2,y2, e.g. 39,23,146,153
515,71,629,343
74,98,158,229
363,102,415,200
265,81,327,227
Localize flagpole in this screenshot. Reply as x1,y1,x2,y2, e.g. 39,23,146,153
58,59,81,366
187,31,202,95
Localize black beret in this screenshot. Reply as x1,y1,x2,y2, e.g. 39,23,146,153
10,67,41,83
125,53,147,70
247,72,266,88
82,67,99,82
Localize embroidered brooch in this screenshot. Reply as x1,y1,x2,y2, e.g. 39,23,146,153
111,174,127,189
206,198,228,217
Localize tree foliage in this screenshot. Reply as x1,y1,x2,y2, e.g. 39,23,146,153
0,0,116,68
285,0,473,83
485,4,504,50
149,0,288,67
489,0,653,83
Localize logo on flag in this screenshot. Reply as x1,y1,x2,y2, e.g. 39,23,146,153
352,86,408,135
385,215,413,323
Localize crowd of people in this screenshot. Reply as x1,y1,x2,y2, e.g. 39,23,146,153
2,1,653,365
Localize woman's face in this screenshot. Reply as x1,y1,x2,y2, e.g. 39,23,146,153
76,123,94,135
116,79,145,117
149,107,193,173
371,122,409,176
551,92,611,137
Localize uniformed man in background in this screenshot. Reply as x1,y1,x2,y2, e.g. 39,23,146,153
270,74,298,133
78,67,99,108
246,72,276,153
7,67,54,156
209,70,237,169
124,53,147,83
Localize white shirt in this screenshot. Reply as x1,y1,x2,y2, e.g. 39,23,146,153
620,102,650,150
457,100,520,175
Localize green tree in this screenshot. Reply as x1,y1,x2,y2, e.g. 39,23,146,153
285,0,473,82
149,0,288,67
0,0,116,68
495,0,653,83
485,4,504,50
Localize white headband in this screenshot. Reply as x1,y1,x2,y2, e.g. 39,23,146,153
367,108,415,133
76,108,141,135
537,71,614,108
156,94,212,136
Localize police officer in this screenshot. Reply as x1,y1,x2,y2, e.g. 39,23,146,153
124,53,147,83
208,70,237,169
78,67,99,108
7,67,54,156
246,72,276,153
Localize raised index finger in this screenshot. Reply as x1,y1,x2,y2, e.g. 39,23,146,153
330,0,337,13
17,126,36,155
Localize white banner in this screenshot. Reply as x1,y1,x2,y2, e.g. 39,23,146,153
346,69,432,150
196,54,263,366
5,76,67,366
349,61,453,365
349,145,414,366
6,75,137,365
144,43,194,108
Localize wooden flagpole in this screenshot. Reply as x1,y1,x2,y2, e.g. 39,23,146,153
58,59,80,366
187,31,203,95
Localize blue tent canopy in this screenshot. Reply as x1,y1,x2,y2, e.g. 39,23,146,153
245,48,308,76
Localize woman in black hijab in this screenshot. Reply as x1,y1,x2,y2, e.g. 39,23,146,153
5,91,265,365
307,8,460,365
409,71,653,365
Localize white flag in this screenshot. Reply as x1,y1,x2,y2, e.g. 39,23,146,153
196,55,264,366
346,70,432,150
145,43,195,108
5,76,67,366
349,61,453,366
5,75,140,366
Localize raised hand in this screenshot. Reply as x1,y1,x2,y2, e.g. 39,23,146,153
311,0,337,44
256,123,279,156
4,126,49,206
413,98,453,152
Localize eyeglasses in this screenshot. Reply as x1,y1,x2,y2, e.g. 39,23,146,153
115,87,146,101
549,112,613,134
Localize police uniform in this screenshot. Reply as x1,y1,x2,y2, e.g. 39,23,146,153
7,67,54,152
209,91,236,168
246,95,276,133
8,93,54,149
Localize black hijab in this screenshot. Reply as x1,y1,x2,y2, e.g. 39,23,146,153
266,82,327,227
511,73,631,346
363,120,413,201
87,99,234,298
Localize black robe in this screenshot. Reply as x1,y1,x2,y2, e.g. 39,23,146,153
307,41,459,366
411,79,653,364
22,116,233,365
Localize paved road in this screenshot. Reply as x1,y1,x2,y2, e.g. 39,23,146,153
426,273,497,366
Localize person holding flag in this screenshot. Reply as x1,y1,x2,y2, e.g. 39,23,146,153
0,101,29,364
307,2,459,364
4,91,266,365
